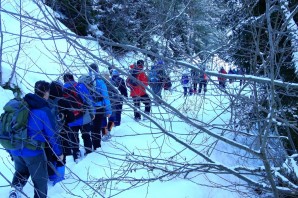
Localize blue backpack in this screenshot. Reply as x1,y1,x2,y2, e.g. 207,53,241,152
182,75,189,85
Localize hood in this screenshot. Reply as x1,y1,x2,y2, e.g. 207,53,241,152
24,93,49,110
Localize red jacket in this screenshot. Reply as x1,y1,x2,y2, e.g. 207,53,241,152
127,71,149,97
218,68,227,82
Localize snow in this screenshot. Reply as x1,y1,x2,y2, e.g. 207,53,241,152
1,0,290,197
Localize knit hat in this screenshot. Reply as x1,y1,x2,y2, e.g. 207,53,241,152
35,80,50,97
112,69,120,76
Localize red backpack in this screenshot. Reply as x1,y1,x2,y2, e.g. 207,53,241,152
63,83,84,120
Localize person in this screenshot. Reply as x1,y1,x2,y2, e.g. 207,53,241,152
228,68,236,84
198,67,208,94
46,81,74,185
101,72,121,141
9,80,63,198
218,66,227,89
89,63,112,149
110,69,128,126
63,73,95,162
149,60,167,99
181,70,192,97
237,67,245,86
126,60,151,121
191,67,200,94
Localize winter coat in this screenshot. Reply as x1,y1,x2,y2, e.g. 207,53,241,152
126,70,149,97
111,76,128,98
218,68,227,82
63,81,96,127
93,77,112,115
191,69,200,83
10,93,62,157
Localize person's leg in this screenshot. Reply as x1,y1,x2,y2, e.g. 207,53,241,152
69,126,80,161
133,97,141,120
12,155,30,188
198,82,203,93
203,81,207,93
114,102,123,126
92,108,104,150
141,94,151,114
81,123,92,154
183,87,187,96
25,153,48,198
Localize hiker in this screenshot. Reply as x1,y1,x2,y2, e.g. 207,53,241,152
218,66,227,89
46,81,74,185
9,80,63,198
100,72,121,141
181,70,192,97
191,67,200,94
148,60,167,98
126,60,151,121
198,67,208,94
110,69,128,126
228,68,236,84
237,67,245,86
63,73,95,162
88,63,112,149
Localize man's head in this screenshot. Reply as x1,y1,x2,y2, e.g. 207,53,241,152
89,63,99,72
112,69,120,77
63,72,74,83
34,80,50,99
49,81,63,99
136,60,144,70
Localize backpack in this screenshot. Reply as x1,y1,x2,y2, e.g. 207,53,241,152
149,69,160,83
79,75,103,103
182,75,189,85
63,83,85,120
0,98,41,150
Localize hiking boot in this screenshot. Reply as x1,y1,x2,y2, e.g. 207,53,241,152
134,117,141,122
73,151,81,163
102,134,111,142
9,184,22,198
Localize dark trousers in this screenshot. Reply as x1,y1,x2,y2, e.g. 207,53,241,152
193,83,198,92
114,102,123,126
92,108,104,149
198,80,207,93
219,81,226,89
183,87,192,96
132,94,151,119
12,153,48,198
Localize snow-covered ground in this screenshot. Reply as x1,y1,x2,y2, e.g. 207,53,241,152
0,1,261,197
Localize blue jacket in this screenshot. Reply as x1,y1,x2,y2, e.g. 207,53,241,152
94,77,112,116
63,81,95,127
10,94,62,157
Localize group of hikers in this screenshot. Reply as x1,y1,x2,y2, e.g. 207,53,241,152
4,60,174,198
180,66,246,96
3,59,246,198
